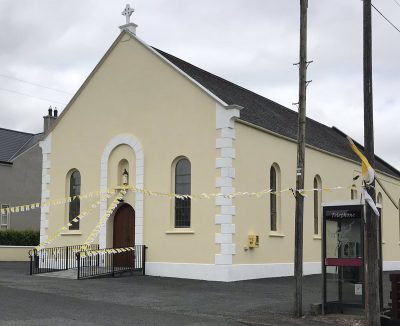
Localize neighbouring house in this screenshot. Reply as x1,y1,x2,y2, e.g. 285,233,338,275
38,13,400,281
0,109,57,231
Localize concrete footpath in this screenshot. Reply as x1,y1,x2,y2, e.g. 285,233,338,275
0,262,391,325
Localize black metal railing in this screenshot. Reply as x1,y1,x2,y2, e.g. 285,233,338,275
76,245,147,280
29,244,99,275
389,273,400,321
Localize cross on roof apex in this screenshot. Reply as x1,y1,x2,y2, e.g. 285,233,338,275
119,3,138,35
122,4,135,24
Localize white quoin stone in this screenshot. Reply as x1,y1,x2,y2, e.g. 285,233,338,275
221,148,236,159
221,205,236,215
216,177,233,188
216,158,233,168
216,138,233,149
215,214,233,224
215,233,233,244
221,127,235,139
221,244,236,255
215,196,233,207
221,224,235,234
220,167,235,178
215,254,233,265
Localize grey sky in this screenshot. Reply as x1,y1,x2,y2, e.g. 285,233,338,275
0,0,399,170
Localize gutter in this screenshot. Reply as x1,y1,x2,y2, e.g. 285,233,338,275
0,160,12,166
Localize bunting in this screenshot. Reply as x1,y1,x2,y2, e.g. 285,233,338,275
347,137,380,216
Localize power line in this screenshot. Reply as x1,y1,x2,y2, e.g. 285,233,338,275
391,0,400,8
0,87,67,105
372,3,400,33
0,74,73,95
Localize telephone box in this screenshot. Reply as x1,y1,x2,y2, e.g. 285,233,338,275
322,202,364,313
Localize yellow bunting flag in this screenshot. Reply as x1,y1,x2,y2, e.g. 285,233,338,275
347,137,375,185
347,137,379,216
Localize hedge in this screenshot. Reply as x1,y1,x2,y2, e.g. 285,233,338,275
0,230,40,246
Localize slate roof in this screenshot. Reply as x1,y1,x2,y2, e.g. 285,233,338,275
0,128,42,163
154,48,400,179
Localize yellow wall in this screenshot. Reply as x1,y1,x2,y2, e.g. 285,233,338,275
0,246,33,261
46,32,218,264
233,121,400,265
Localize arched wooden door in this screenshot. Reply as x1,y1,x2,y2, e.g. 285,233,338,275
113,204,135,267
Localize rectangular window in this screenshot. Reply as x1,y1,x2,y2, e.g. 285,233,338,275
1,204,10,230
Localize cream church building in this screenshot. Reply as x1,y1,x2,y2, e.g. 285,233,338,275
39,10,400,281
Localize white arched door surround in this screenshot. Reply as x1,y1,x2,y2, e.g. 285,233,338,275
99,134,144,248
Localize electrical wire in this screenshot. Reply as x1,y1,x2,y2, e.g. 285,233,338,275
391,0,400,8
372,3,400,33
0,86,67,105
0,74,72,95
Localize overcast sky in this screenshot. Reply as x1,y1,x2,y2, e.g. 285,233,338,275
0,0,399,170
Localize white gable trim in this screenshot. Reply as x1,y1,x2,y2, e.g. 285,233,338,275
99,133,144,248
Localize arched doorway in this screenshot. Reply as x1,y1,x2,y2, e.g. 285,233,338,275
113,204,135,266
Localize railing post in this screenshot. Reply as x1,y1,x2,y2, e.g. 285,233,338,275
29,250,33,275
76,252,81,280
142,246,147,276
66,246,69,270
112,253,115,278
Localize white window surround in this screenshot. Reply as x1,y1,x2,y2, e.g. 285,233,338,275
215,103,242,265
171,157,192,229
1,204,10,230
99,134,144,249
269,163,281,233
313,175,322,236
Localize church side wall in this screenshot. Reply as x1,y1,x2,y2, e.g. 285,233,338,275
232,122,400,278
44,33,218,265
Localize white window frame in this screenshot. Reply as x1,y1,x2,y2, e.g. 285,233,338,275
1,204,10,230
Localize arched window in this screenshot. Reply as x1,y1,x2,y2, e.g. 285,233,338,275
174,158,191,228
270,164,281,232
313,175,322,235
351,185,358,200
69,170,81,230
377,193,383,206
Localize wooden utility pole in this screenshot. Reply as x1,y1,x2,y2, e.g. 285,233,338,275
294,0,308,317
363,0,381,324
